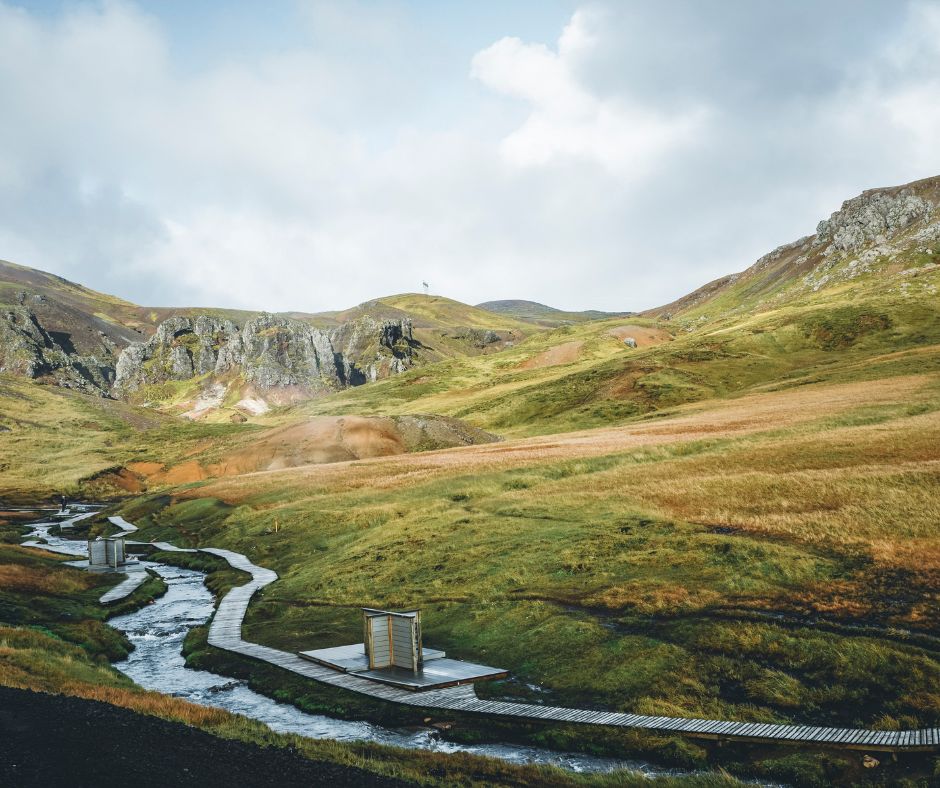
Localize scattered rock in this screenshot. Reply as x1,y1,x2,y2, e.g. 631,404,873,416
623,337,637,348
230,412,248,424
863,754,880,769
447,327,500,349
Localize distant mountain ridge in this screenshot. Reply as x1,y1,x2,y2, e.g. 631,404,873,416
477,299,632,327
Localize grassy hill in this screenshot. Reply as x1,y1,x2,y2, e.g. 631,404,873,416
0,373,250,500
308,293,537,361
0,259,268,343
269,285,940,438
1,176,940,785
269,178,940,438
477,299,633,327
646,174,940,323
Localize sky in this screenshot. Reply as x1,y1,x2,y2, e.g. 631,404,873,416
1,1,940,313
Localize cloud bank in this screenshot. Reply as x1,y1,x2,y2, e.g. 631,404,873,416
1,0,939,312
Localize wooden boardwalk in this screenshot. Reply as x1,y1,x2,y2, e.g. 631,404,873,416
108,516,138,537
103,520,940,753
21,510,148,604
99,571,148,604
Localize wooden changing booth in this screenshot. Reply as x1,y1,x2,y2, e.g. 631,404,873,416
362,608,422,673
87,536,126,568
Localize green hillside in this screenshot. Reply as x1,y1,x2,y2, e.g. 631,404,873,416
2,176,940,786
477,299,633,327
0,259,268,341
273,178,940,437
648,175,940,323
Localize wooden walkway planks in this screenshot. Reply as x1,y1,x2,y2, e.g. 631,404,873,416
99,571,148,604
107,516,138,537
100,517,939,753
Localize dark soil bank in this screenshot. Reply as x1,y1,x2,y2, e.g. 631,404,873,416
0,687,411,788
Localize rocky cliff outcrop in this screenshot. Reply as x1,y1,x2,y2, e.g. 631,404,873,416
112,312,417,399
0,301,116,395
113,314,338,394
815,189,933,253
329,316,415,385
648,176,940,320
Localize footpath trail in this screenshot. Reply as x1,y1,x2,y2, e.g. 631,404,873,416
67,508,940,753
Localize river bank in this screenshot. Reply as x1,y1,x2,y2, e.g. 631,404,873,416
21,509,705,781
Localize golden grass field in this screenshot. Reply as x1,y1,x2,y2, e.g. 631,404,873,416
199,372,940,558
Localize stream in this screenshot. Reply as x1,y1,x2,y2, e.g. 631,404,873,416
23,507,694,778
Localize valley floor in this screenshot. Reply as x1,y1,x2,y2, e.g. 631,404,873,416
108,369,940,785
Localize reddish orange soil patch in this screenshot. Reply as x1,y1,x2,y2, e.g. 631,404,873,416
607,324,672,347
519,341,584,370
84,467,145,493
126,462,165,477
154,461,207,485
211,416,408,475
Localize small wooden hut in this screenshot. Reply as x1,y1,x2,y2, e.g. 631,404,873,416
362,608,422,673
87,536,126,568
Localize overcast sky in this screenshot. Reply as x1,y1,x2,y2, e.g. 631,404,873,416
2,1,940,313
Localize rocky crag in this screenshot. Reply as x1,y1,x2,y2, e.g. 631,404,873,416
329,316,415,385
1,294,418,406
650,175,940,320
0,293,122,395
112,313,417,402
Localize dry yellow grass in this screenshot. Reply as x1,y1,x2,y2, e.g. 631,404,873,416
0,564,95,595
189,373,939,577
518,340,584,369
117,366,939,764
204,373,934,489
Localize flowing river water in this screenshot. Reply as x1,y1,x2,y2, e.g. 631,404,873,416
24,508,696,778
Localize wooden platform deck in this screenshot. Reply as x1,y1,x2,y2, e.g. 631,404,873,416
298,643,447,673
108,516,138,537
358,659,509,691
93,517,940,753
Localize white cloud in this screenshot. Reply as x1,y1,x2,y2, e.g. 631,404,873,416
470,12,709,176
1,1,940,315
